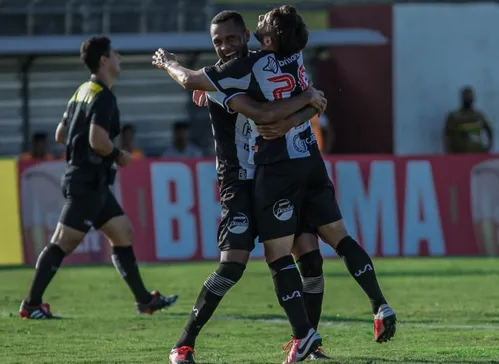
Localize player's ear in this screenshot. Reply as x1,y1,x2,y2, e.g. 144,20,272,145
244,29,250,42
263,36,272,48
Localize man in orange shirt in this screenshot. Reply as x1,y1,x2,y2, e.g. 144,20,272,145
20,132,54,160
121,124,145,159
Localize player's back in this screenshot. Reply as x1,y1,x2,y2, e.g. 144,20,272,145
64,79,120,177
248,50,317,164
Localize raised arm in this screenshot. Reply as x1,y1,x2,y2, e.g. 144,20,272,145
152,49,216,91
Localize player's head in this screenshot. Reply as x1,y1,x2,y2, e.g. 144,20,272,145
254,5,308,56
210,10,250,63
173,121,190,147
31,132,48,156
461,85,474,109
121,124,136,147
80,36,121,78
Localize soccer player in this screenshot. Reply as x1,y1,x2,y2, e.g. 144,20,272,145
19,36,178,319
155,11,330,364
154,4,397,354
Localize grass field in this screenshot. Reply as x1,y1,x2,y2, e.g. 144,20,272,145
1,258,499,363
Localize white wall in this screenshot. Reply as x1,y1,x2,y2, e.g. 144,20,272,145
394,3,499,154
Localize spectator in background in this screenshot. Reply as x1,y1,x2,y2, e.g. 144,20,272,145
163,121,203,158
311,113,334,154
120,124,144,159
444,86,493,153
20,132,54,160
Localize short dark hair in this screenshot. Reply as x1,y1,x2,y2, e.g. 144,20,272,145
80,36,112,74
32,132,47,143
267,6,308,56
173,121,189,132
122,124,136,134
211,10,246,30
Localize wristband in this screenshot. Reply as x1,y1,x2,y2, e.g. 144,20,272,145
108,147,122,161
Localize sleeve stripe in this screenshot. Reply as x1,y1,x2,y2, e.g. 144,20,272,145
203,67,223,93
223,91,247,114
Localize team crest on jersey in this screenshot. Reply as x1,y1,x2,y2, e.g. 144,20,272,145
263,56,279,74
242,121,252,136
227,212,249,234
238,168,248,180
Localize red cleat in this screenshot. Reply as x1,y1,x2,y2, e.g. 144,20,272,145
374,304,397,343
169,346,196,364
19,300,57,319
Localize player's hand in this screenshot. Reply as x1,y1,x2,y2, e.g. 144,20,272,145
255,119,295,140
307,85,327,114
193,90,208,107
152,48,177,69
116,150,132,167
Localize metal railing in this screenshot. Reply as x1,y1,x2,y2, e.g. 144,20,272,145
0,0,213,35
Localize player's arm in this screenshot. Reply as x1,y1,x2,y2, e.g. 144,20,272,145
256,106,320,140
160,62,217,91
152,49,216,91
480,114,493,152
88,93,121,159
226,85,325,125
55,111,68,144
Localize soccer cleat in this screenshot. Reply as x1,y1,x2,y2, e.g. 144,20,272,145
282,328,322,363
374,304,397,343
137,290,178,314
308,347,332,360
169,346,196,364
19,300,56,319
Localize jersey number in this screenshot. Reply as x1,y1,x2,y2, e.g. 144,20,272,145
267,65,308,100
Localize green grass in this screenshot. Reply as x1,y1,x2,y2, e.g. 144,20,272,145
2,258,499,363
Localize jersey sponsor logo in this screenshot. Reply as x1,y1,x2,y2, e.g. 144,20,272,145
354,263,373,277
273,199,294,221
282,290,302,302
227,212,249,234
278,53,300,67
293,133,317,153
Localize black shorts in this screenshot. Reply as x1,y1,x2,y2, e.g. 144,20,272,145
218,180,257,252
59,177,124,233
254,152,342,242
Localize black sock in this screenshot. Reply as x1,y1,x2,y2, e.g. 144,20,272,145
269,255,311,339
297,250,324,331
176,262,246,349
111,246,152,304
336,236,387,314
26,244,66,306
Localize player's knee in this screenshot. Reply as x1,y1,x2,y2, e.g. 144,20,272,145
51,224,85,254
318,220,348,249
216,261,246,283
297,249,324,294
107,219,134,247
297,249,323,277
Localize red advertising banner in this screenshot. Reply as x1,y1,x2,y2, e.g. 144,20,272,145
17,155,499,265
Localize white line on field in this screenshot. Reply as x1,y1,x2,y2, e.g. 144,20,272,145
216,316,499,331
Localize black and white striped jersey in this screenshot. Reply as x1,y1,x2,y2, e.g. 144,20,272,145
204,50,318,165
206,90,254,184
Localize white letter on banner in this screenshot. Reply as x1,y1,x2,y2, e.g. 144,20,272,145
196,161,221,259
336,161,399,256
150,162,197,260
403,161,445,256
